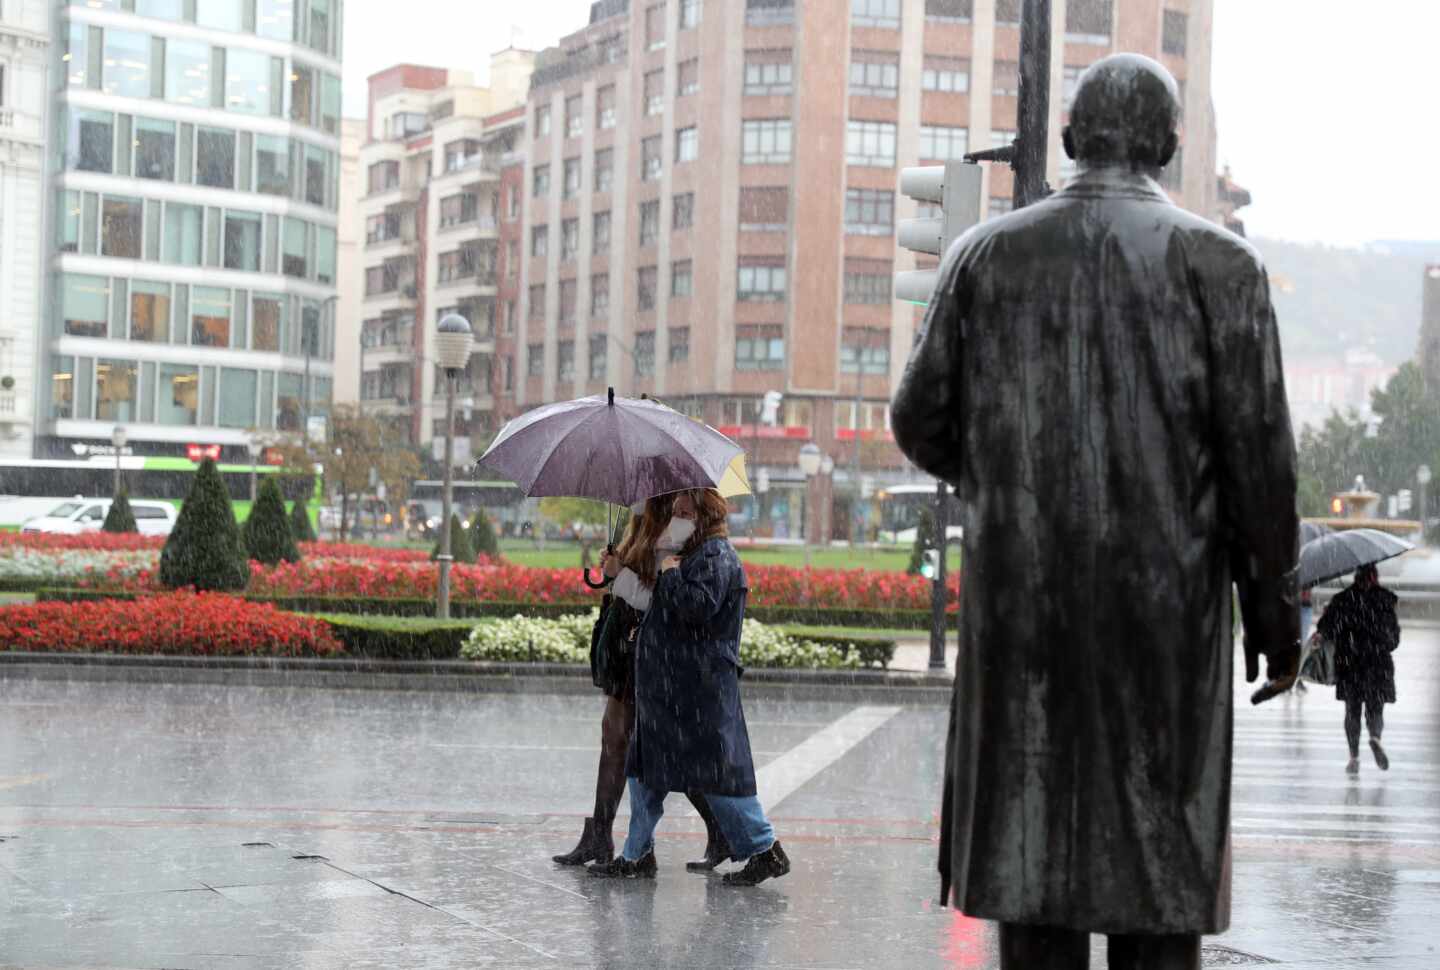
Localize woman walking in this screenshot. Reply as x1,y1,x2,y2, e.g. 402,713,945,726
589,489,790,886
1315,564,1400,773
551,495,732,869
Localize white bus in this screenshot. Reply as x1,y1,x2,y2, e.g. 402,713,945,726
876,483,964,545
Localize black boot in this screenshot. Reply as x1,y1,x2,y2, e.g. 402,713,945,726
552,818,613,866
686,830,734,872
721,841,790,886
587,850,658,879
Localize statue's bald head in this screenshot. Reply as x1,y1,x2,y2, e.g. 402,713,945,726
1063,53,1181,169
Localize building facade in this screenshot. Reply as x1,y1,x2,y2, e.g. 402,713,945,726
45,0,343,461
355,53,534,461
0,1,50,458
509,0,1218,539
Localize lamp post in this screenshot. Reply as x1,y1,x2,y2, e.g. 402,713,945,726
246,439,263,502
1419,464,1432,544
434,313,475,619
110,426,127,497
798,442,821,568
819,454,834,551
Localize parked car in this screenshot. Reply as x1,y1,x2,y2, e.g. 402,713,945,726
21,499,178,536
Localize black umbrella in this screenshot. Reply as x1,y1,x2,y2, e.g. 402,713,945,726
1299,521,1332,546
1298,528,1413,589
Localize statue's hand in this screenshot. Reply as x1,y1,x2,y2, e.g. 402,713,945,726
1248,639,1300,705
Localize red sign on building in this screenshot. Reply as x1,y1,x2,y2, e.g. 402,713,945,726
186,444,222,463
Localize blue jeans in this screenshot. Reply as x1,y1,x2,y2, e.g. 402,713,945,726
622,777,776,861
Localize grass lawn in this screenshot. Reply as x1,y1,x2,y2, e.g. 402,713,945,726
496,538,960,574
780,623,947,642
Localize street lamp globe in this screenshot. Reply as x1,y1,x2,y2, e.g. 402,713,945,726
1419,464,1432,486
798,442,822,477
246,439,264,460
820,455,835,475
111,426,127,450
436,313,474,374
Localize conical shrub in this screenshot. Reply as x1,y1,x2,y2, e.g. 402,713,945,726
290,494,317,543
159,458,250,591
431,513,477,564
469,509,499,559
101,490,138,534
244,477,301,565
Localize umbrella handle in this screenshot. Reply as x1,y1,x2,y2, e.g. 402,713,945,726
584,542,615,589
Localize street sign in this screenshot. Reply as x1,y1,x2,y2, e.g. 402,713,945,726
756,469,770,494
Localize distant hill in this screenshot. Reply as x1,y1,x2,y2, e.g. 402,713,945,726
1254,238,1440,365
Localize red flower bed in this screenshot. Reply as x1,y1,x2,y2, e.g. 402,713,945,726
247,560,588,602
744,564,960,612
0,532,164,552
0,592,341,655
298,542,434,563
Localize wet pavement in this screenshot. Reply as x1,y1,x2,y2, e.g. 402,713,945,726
1,626,1438,968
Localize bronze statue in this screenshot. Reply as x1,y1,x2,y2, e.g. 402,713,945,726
891,54,1300,970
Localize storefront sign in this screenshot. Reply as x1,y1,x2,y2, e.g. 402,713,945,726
186,444,222,462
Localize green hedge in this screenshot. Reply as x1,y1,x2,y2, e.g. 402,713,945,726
317,614,476,660
779,630,896,669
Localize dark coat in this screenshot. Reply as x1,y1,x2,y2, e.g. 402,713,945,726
1317,584,1399,704
891,168,1298,935
625,537,757,797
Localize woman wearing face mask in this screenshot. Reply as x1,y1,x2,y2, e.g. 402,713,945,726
551,494,731,869
589,489,790,886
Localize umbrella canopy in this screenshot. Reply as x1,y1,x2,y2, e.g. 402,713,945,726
1298,527,1413,589
477,391,743,506
712,453,752,499
1299,520,1332,546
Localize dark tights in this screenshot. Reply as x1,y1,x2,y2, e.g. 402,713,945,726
1344,697,1385,756
592,694,722,844
999,923,1200,970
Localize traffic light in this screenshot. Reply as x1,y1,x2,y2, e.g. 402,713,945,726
920,547,941,580
894,161,984,306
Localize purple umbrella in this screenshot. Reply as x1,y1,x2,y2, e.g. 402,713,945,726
477,389,743,507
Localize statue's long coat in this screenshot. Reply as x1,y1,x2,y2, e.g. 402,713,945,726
892,169,1299,935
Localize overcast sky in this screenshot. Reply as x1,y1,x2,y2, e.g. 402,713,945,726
341,0,1439,249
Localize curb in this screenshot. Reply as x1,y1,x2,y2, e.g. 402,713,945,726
0,653,953,706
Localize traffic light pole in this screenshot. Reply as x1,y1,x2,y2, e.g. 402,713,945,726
929,480,950,671
963,0,1051,209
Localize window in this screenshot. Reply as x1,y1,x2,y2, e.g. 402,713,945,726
439,193,478,228
923,56,970,93
134,119,176,181
993,60,1020,97
677,59,700,97
252,294,284,352
61,275,110,338
851,0,900,28
368,160,399,194
387,111,426,139
595,148,615,192
673,192,695,230
258,0,294,40
197,0,243,30
65,22,90,89
533,164,550,197
849,52,899,98
671,260,693,298
103,29,151,99
101,197,143,259
591,274,610,317
366,212,398,243
197,128,236,188
219,369,258,428
920,125,968,161
679,0,702,28
641,136,662,180
990,195,1014,216
593,211,611,252
529,285,545,321
163,203,202,266
562,219,580,261
1066,0,1112,43
305,145,333,208
992,128,1017,149
226,48,273,115
746,0,794,27
635,332,656,377
995,0,1021,24
565,95,584,138
282,218,309,278
191,287,232,347
531,225,548,259
846,120,896,166
508,186,521,220
1163,10,1188,55
438,247,473,283
735,325,784,371
527,344,544,377
71,110,114,173
844,259,893,304
589,334,608,379
557,340,576,382
845,188,894,235
742,119,792,164
669,327,691,363
58,191,81,253
160,363,199,426
744,52,793,95
646,3,667,49
639,201,660,247
559,281,577,324
675,126,698,163
926,0,973,21
290,65,314,126
1063,64,1084,103
535,104,551,137
223,210,262,272
597,85,617,129
599,33,627,64
504,300,517,334
96,360,138,423
444,139,480,172
644,70,665,117
737,259,787,302
563,157,581,199
638,266,659,311
129,281,169,343
739,186,788,232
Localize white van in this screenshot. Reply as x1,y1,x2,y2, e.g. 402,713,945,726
21,499,178,536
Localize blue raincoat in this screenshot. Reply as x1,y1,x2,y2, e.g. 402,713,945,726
625,537,757,797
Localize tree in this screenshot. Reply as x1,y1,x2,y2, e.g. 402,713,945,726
431,513,477,564
470,508,500,559
244,477,301,565
101,490,138,534
538,497,612,567
326,405,420,541
907,506,936,576
159,458,250,591
290,494,317,543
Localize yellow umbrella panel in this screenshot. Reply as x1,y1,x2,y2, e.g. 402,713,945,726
716,453,752,498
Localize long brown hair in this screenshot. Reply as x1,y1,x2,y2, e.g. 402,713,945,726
615,493,675,587
677,489,729,558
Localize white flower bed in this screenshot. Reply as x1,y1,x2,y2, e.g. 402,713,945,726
0,547,159,586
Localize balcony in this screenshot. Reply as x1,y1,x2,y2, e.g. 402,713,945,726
437,215,499,240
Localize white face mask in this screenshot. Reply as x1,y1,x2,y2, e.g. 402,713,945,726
663,517,696,549
629,501,647,517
